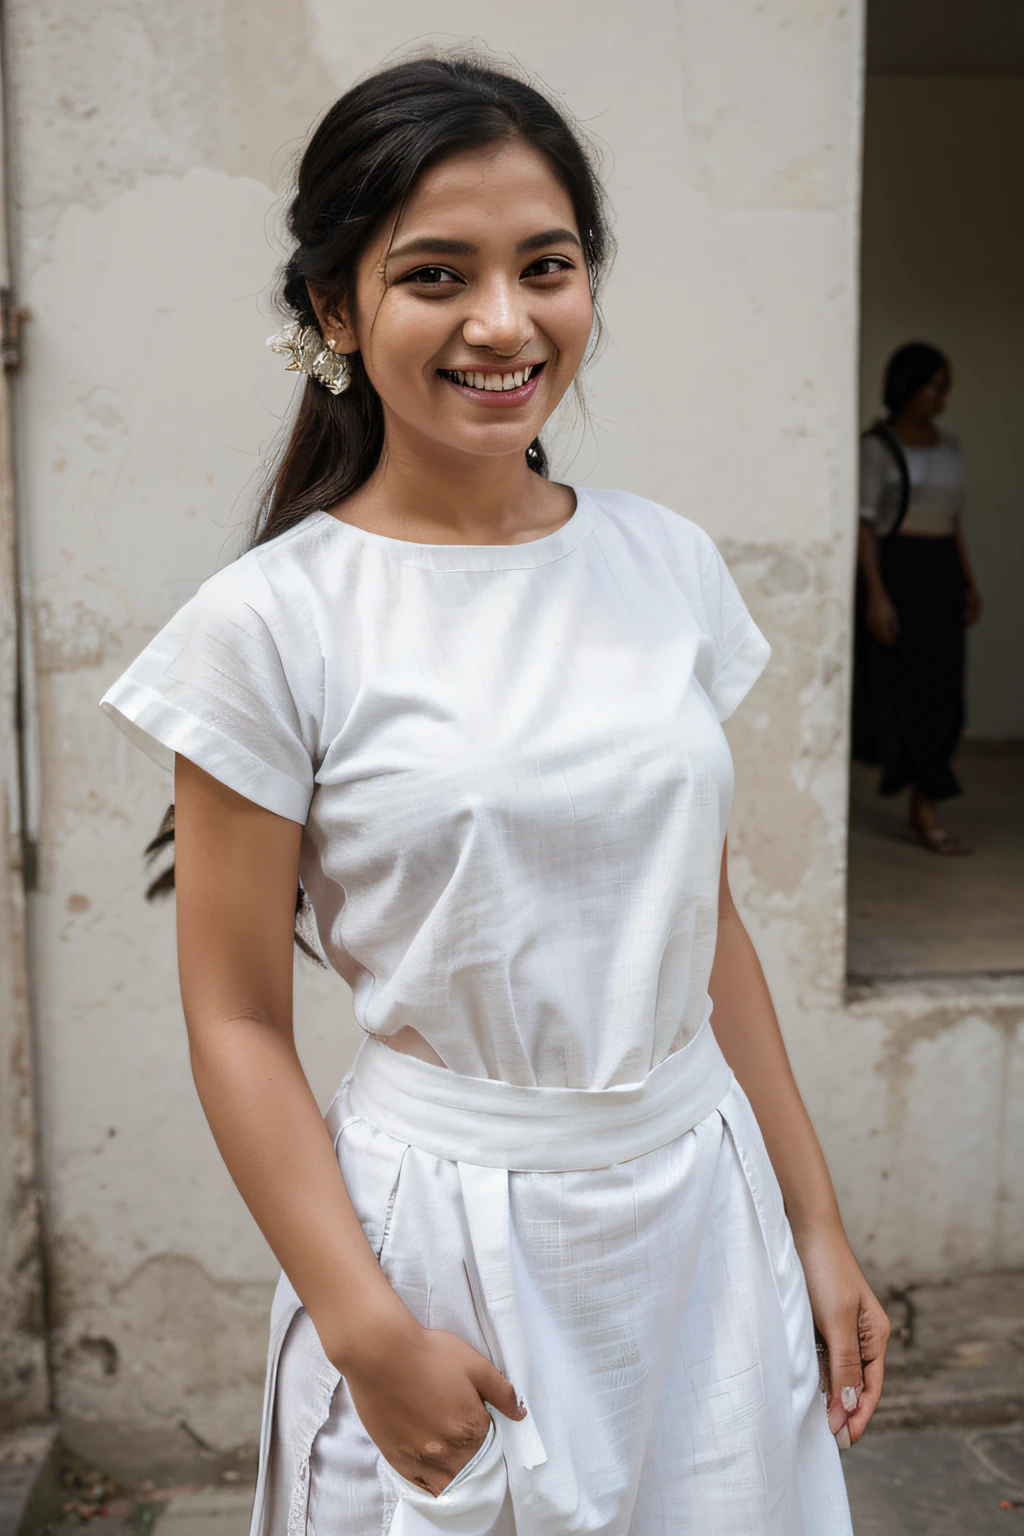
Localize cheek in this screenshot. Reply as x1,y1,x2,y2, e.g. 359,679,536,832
545,290,595,368
364,307,445,397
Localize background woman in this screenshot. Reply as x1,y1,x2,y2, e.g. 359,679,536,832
856,342,983,854
102,55,884,1535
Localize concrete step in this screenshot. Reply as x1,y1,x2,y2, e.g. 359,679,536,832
0,1425,58,1536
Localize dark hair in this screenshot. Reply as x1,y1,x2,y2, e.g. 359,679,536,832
146,53,614,955
882,341,950,419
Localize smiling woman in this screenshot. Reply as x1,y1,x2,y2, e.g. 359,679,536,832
99,51,874,1536
249,61,611,553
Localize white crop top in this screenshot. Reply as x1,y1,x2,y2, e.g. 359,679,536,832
860,430,965,538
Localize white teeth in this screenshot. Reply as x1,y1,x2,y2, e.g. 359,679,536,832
443,365,540,390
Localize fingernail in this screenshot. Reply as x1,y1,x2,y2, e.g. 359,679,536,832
841,1386,858,1413
835,1424,852,1452
517,1396,528,1417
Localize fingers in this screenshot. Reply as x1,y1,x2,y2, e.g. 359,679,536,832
471,1355,527,1421
847,1300,891,1444
848,1348,884,1442
825,1331,864,1445
823,1293,892,1450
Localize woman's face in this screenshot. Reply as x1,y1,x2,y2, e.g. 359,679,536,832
326,138,594,465
907,367,951,422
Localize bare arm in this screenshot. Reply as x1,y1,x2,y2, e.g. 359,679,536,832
173,754,520,1491
856,518,884,597
174,753,400,1357
857,521,899,645
708,839,889,1446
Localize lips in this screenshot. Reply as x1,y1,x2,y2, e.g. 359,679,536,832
437,360,547,407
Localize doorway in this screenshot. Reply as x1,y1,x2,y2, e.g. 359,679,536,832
848,0,1024,981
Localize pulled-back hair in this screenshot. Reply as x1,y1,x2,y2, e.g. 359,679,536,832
882,341,949,420
146,53,614,953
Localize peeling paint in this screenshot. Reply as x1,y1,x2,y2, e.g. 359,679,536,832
53,1239,275,1458
33,597,127,673
0,779,50,1426
3,0,336,252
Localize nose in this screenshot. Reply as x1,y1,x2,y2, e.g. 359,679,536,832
461,275,534,358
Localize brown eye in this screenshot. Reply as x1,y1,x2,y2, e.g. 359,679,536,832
523,257,573,279
403,266,460,286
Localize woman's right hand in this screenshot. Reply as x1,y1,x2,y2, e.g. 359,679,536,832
339,1308,525,1496
866,589,899,646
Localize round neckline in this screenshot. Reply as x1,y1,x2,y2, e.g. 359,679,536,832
312,485,595,571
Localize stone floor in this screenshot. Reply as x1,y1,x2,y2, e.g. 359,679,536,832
847,741,1024,980
8,1429,1024,1536
844,1423,1024,1534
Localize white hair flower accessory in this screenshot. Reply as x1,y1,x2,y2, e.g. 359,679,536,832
267,323,352,395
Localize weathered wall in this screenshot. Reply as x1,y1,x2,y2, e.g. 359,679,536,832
0,39,49,1431
4,0,1022,1458
860,75,1024,740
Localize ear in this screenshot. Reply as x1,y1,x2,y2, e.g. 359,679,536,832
305,282,358,355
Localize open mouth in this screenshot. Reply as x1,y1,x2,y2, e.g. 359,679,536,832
436,360,547,402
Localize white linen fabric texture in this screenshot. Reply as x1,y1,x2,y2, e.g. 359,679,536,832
860,429,965,538
101,486,852,1535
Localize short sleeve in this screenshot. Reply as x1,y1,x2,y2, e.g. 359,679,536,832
698,533,772,722
100,560,317,823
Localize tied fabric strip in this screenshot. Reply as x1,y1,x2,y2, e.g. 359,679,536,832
456,1164,549,1473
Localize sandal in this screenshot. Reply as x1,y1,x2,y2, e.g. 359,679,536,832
912,826,972,857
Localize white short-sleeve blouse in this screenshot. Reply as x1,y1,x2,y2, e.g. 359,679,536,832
859,429,965,537
101,487,769,1089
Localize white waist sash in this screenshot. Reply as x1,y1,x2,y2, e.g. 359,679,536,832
344,1009,733,1173
333,1013,734,1533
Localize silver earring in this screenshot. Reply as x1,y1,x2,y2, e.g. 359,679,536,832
267,322,352,395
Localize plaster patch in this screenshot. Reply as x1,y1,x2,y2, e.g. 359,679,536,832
19,167,294,602
33,598,127,674
876,1004,1022,1096
4,0,335,249
673,0,857,208
53,1239,273,1451
721,539,843,912
858,1007,1024,1279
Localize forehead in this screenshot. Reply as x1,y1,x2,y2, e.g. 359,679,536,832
393,139,578,241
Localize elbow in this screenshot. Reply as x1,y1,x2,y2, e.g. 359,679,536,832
184,1004,289,1071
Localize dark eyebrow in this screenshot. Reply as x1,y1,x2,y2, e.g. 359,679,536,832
386,227,582,264
515,227,582,254
387,237,478,262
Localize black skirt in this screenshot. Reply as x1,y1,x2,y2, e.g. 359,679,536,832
851,535,965,801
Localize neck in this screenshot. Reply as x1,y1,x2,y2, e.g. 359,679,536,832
335,413,573,544
892,411,940,446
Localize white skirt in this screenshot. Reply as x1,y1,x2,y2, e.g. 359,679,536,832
252,1019,852,1536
